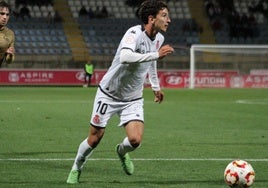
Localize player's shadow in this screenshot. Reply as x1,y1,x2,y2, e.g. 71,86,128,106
109,179,224,186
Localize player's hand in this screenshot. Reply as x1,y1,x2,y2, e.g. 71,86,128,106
153,90,164,104
6,46,15,55
4,47,15,64
158,45,174,59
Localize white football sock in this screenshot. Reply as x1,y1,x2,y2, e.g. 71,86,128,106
71,138,93,171
117,137,136,156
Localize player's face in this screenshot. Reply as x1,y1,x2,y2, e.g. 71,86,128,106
154,8,171,33
0,7,10,28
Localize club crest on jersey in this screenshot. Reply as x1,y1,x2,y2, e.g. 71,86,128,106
125,35,135,44
93,114,100,124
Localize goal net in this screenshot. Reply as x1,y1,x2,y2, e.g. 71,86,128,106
189,45,268,89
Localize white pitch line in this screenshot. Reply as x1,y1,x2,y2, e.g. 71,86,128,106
0,158,267,162
0,100,90,104
236,99,268,105
2,99,260,105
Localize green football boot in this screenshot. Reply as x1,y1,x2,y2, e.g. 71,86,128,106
66,169,81,184
116,144,134,175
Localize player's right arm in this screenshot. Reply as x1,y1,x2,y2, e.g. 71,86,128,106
120,44,174,64
119,26,158,64
120,48,159,64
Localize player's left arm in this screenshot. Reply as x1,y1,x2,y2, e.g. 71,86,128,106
148,61,164,103
153,90,164,103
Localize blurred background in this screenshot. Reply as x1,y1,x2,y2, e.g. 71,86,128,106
5,0,268,68
1,0,268,87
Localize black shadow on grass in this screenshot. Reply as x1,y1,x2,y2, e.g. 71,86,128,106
108,179,224,185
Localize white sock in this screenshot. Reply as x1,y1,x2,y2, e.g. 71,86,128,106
71,138,93,171
117,137,136,156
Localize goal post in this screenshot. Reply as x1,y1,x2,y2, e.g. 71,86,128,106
190,44,268,89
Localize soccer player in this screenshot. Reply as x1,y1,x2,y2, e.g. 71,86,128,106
0,1,15,68
67,0,174,184
83,61,94,87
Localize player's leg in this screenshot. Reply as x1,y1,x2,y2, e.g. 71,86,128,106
116,121,144,175
118,120,144,154
116,98,144,175
72,125,105,171
83,73,88,87
67,125,105,184
67,88,112,183
87,74,92,87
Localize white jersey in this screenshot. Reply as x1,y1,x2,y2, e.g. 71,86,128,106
99,25,164,101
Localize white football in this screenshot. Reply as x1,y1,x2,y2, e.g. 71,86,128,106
224,159,255,187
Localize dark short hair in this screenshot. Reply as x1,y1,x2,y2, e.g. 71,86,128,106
0,1,11,12
137,0,168,24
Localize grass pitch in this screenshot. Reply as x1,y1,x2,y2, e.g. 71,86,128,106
0,87,267,188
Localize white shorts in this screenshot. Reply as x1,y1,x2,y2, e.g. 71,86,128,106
90,88,144,128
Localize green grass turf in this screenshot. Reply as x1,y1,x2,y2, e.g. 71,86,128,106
0,87,267,188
